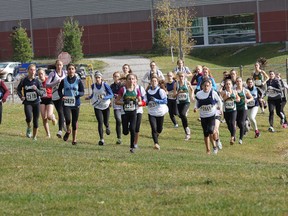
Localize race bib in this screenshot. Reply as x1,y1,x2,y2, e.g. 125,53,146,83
124,101,136,111
200,104,213,113
148,101,157,109
247,100,255,107
167,91,174,100
254,80,262,86
225,100,235,109
178,92,188,101
26,92,37,102
64,96,76,106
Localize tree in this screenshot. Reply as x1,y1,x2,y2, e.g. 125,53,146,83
10,24,33,62
62,17,84,62
153,0,195,58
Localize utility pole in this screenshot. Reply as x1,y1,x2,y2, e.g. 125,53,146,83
29,0,34,54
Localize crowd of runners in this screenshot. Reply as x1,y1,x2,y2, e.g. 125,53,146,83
0,57,287,154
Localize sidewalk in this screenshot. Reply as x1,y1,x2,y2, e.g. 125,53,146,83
87,55,151,84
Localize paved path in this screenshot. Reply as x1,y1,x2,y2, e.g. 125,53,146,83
87,55,151,83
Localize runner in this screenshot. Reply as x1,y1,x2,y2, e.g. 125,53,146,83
122,64,132,77
110,71,123,144
173,72,195,140
195,66,217,94
173,59,192,76
86,71,113,145
194,80,223,154
191,65,203,86
141,61,165,86
246,78,261,138
166,71,179,127
0,71,10,124
37,68,57,138
235,77,253,144
115,73,142,153
146,75,168,150
46,60,67,138
17,64,44,140
220,79,240,145
266,70,287,132
58,63,84,145
275,72,288,118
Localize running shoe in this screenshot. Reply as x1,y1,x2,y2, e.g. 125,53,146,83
33,137,37,141
282,123,287,128
26,127,32,138
174,124,179,128
213,147,218,155
106,127,111,135
230,137,235,145
63,132,71,141
72,141,77,145
134,144,139,149
255,130,260,138
130,148,135,153
268,127,275,133
116,139,122,144
154,143,160,150
98,140,104,146
216,140,222,150
238,139,243,145
56,130,62,138
185,134,191,141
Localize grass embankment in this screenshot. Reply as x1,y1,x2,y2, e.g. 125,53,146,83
145,43,288,82
0,99,287,215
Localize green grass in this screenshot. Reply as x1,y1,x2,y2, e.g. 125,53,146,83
0,100,287,215
144,43,288,82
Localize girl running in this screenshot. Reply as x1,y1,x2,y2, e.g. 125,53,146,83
220,79,240,145
46,60,67,138
110,71,123,144
0,72,10,124
266,70,287,132
58,63,84,145
173,72,195,140
166,72,179,127
194,80,223,154
246,78,261,138
146,76,168,150
38,68,57,138
252,61,269,113
17,64,44,140
191,65,203,86
86,71,113,146
115,73,142,153
276,73,288,118
195,66,217,94
235,77,253,144
173,59,192,76
122,64,132,77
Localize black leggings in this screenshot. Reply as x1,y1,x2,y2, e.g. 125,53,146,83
63,106,79,131
122,111,137,148
24,103,40,128
135,113,142,133
167,99,178,125
224,111,237,137
177,102,190,132
148,114,164,144
114,109,122,139
53,99,65,131
268,99,286,127
236,109,247,140
94,107,110,139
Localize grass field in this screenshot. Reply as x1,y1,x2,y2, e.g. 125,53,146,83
1,99,287,215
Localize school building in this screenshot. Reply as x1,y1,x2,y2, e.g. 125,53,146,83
0,0,287,60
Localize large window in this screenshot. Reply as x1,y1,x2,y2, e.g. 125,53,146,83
191,14,256,46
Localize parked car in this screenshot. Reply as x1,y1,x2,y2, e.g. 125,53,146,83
0,62,21,82
13,63,48,81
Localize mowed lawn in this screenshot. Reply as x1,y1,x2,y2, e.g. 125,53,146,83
0,99,287,215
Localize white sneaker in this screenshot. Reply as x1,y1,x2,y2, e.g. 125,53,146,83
174,124,179,128
185,134,191,141
57,130,62,138
239,139,243,145
154,143,160,150
216,140,222,150
213,147,218,155
268,127,275,133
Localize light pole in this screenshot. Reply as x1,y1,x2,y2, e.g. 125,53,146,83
29,0,34,54
177,27,184,59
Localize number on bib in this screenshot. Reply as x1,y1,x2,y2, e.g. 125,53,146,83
26,92,37,101
64,96,76,106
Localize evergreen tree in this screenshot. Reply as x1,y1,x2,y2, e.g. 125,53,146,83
62,17,84,62
10,25,33,62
